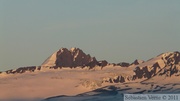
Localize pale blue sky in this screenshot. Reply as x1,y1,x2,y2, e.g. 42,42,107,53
0,0,180,71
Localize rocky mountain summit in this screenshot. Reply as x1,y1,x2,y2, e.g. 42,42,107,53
42,47,108,68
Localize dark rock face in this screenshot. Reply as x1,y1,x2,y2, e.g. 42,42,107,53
113,76,125,83
42,48,108,68
133,66,144,79
133,62,161,80
131,59,144,65
103,75,126,83
117,62,130,67
158,52,180,77
133,52,180,80
55,48,98,67
164,51,180,65
97,60,108,67
159,65,180,77
84,57,98,69
5,66,39,74
55,48,73,67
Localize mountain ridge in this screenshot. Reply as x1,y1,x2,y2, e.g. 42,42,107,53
0,48,180,100
1,48,180,79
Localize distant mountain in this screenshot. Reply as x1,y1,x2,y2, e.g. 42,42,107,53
0,48,180,100
1,48,108,74
42,47,97,67
1,48,179,79
102,51,180,83
1,48,180,78
134,51,180,79
41,47,109,68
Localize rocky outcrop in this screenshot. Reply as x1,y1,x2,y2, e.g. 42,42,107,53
102,51,180,84
133,52,180,80
162,51,180,66
159,65,180,77
42,48,103,68
83,60,109,69
117,62,130,67
42,47,109,68
5,66,41,74
157,51,180,77
131,59,144,65
103,75,126,83
132,62,161,79
97,60,108,67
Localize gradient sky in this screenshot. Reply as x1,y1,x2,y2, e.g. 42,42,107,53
0,0,180,71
